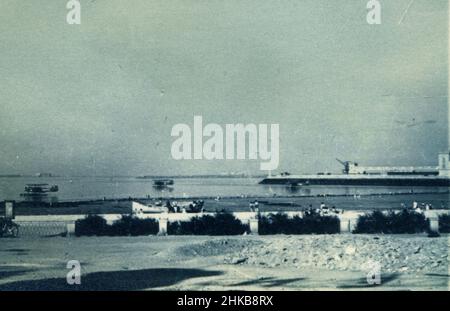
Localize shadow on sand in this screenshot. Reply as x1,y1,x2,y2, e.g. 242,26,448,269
231,276,305,288
0,266,36,280
0,268,222,291
336,273,400,289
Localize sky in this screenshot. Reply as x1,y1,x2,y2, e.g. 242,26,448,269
0,0,448,176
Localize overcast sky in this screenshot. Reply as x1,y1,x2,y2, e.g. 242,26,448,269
0,0,448,176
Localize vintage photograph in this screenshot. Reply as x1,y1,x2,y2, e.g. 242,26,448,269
0,0,449,293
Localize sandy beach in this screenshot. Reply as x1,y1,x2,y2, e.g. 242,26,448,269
0,235,448,291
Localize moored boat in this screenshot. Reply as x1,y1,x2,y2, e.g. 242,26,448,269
20,183,59,197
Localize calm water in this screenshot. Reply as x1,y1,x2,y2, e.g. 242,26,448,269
0,176,448,202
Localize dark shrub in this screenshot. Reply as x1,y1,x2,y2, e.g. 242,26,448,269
352,211,386,234
110,215,158,236
75,215,109,236
75,215,159,236
168,212,248,235
353,210,429,234
0,217,19,237
259,212,340,235
439,214,450,233
301,212,340,234
0,217,8,230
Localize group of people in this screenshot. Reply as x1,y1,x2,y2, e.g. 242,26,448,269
247,200,344,216
248,200,260,212
304,202,343,216
401,201,434,213
165,200,205,213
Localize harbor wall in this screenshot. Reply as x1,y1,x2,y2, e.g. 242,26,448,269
259,176,450,186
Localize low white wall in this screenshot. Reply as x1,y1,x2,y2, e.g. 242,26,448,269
14,207,450,235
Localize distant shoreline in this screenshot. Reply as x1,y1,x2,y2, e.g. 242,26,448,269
0,174,266,179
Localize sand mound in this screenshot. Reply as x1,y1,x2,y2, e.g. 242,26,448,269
173,238,264,258
219,235,448,274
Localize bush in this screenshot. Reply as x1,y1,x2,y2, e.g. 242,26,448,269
75,215,109,236
75,215,159,236
0,217,8,229
0,217,19,237
353,210,429,234
110,215,158,236
439,214,450,233
168,212,248,235
259,212,340,235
